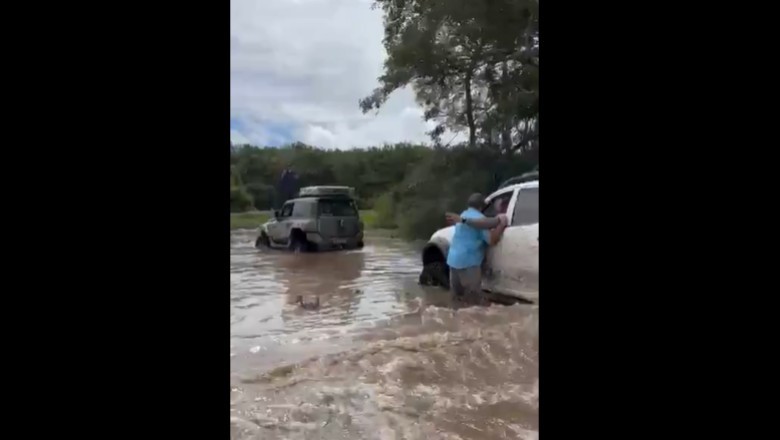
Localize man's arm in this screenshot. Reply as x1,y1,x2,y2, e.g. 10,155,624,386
487,222,507,245
476,216,507,246
445,212,503,230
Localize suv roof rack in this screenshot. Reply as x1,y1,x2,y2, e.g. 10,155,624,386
498,171,539,189
298,186,355,198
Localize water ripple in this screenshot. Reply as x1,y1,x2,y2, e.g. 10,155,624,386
231,230,538,440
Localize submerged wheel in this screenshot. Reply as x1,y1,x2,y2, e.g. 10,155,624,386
288,231,310,253
255,232,270,248
289,237,303,252
419,261,450,289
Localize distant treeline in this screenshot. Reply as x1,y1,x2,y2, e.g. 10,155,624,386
230,0,539,239
230,142,536,239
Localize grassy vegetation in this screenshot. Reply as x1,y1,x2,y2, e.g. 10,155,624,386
359,209,378,229
230,210,383,230
230,211,271,230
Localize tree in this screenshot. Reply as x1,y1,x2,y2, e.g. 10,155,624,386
230,165,254,212
360,0,538,151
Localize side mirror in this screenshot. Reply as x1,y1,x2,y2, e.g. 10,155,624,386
274,210,280,219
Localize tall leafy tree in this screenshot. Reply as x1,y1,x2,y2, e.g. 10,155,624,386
360,0,538,152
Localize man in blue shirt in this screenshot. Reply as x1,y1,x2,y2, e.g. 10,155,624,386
446,193,507,305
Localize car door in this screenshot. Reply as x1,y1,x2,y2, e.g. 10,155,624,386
489,187,539,301
268,202,294,245
316,198,360,244
481,189,517,292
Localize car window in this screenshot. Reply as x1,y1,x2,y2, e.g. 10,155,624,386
483,192,513,217
292,201,311,217
318,199,357,216
280,203,294,218
511,188,539,226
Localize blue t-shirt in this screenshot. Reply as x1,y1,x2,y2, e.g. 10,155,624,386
446,208,491,269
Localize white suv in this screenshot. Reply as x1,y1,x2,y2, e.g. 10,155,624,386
418,179,539,303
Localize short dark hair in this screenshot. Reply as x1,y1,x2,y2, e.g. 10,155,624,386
467,193,485,209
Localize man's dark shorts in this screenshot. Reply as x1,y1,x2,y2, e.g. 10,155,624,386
450,266,487,305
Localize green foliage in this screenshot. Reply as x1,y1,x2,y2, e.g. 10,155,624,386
359,210,379,229
230,143,433,210
230,165,254,212
388,146,535,239
372,191,399,229
244,182,275,211
230,211,270,230
230,143,536,239
230,186,254,213
356,0,541,238
362,0,538,153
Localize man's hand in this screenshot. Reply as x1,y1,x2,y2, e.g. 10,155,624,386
488,215,509,245
445,212,461,225
489,221,508,245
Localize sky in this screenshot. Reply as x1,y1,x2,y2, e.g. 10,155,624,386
230,0,439,149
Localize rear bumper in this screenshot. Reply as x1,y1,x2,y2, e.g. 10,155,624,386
306,232,364,250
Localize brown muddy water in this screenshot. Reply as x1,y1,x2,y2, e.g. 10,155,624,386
230,230,538,440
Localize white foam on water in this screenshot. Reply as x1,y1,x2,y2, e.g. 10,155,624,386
230,230,538,439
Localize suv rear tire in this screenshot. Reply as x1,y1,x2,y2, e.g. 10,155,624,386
419,261,450,289
288,231,310,253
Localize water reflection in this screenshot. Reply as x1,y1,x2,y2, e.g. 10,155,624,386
230,232,426,372
274,250,365,327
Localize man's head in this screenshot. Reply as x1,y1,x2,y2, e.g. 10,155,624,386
467,193,486,210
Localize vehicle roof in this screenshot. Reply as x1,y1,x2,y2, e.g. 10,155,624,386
298,186,355,197
493,180,538,194
498,171,539,189
284,196,355,203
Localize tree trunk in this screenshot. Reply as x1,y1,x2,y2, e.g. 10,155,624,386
464,70,476,148
500,62,512,152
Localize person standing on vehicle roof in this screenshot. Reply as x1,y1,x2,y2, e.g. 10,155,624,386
445,193,508,305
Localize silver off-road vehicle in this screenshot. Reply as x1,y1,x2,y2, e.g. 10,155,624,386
255,186,364,252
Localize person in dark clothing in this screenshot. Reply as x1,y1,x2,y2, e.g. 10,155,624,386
277,167,299,208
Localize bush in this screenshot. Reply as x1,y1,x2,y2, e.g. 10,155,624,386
372,191,399,229
229,143,537,237
244,182,275,210
230,186,254,212
380,146,536,240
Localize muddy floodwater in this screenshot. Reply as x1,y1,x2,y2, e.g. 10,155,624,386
230,230,538,440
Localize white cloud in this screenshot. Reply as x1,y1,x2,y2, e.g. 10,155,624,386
230,129,251,145
230,0,440,149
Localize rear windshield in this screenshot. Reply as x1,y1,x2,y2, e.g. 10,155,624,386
317,198,357,217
